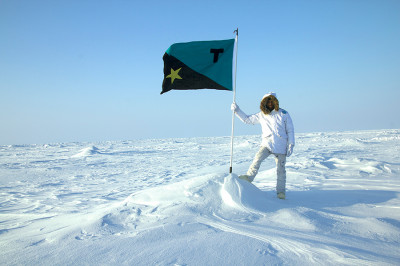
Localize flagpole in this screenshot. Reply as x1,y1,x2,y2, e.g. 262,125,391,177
229,28,238,174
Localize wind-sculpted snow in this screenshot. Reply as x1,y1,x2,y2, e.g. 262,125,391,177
0,129,399,265
71,146,102,158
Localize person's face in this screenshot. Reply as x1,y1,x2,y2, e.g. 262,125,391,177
266,99,274,110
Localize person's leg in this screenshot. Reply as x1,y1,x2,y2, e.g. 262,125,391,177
275,154,287,198
245,147,271,181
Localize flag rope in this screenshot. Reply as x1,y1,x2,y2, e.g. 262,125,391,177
229,28,239,174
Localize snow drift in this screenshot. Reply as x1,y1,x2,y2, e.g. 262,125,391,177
0,129,399,265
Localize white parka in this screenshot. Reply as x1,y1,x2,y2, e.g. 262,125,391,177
234,106,295,155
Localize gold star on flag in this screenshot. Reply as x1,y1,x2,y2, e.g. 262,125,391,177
166,68,182,84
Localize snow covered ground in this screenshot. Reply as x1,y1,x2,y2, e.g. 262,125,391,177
1,129,399,265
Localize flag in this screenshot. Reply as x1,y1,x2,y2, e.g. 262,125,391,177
161,38,235,94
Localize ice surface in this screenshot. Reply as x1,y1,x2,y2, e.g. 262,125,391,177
0,129,399,265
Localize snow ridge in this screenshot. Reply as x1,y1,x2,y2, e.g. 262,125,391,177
0,129,399,265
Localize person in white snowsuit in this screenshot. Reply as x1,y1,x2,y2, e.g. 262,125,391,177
231,92,295,199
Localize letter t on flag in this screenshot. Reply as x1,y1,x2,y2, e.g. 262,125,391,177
161,38,235,94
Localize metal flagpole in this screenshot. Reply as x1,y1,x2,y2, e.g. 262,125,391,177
229,28,239,174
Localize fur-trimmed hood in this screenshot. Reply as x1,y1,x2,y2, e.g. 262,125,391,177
260,95,279,115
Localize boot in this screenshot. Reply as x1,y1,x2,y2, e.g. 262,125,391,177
238,175,252,183
277,192,285,200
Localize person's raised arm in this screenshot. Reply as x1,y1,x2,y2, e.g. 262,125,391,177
231,102,259,125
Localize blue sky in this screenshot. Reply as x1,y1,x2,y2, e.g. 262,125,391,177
1,0,399,145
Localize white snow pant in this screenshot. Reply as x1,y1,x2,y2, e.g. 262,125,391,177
247,146,287,193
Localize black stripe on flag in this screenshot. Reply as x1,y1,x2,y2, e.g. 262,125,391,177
161,53,230,95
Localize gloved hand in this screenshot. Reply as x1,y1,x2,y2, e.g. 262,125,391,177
231,102,238,112
286,144,294,157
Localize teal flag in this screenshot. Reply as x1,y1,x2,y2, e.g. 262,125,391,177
161,38,235,94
